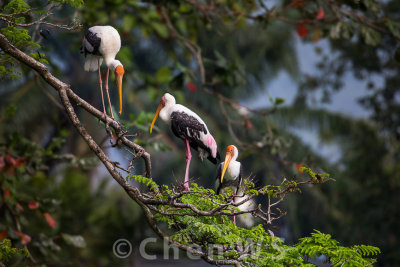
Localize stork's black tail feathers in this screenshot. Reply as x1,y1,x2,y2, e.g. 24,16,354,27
207,151,221,165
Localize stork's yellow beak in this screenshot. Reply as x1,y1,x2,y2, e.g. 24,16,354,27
150,101,163,133
220,151,233,184
116,75,123,114
115,65,124,115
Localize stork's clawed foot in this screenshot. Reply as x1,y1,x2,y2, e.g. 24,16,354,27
183,182,190,193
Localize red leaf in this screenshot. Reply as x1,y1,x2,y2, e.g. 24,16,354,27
5,154,16,166
14,231,31,245
296,163,304,174
187,81,197,92
0,228,7,240
290,0,305,8
3,154,16,175
0,156,5,169
296,22,309,38
16,202,24,212
4,188,11,198
156,5,162,16
243,117,254,130
28,201,39,210
316,8,324,20
43,212,57,228
14,158,25,168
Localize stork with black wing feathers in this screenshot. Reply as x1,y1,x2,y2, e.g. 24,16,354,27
81,25,124,118
150,93,220,191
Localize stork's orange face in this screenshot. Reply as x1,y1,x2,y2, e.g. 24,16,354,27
226,145,235,156
115,65,124,114
149,96,166,133
220,145,236,183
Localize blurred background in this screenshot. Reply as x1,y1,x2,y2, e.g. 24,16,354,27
1,0,399,266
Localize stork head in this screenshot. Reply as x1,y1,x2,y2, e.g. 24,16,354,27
149,93,176,133
111,60,124,115
220,145,238,183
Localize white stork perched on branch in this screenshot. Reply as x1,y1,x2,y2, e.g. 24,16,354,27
81,25,124,118
150,93,220,191
216,145,243,225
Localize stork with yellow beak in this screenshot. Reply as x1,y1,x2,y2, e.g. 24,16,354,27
81,25,124,119
216,145,243,224
150,93,220,191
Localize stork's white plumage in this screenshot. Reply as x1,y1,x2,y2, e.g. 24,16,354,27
81,25,125,118
150,93,220,191
216,145,243,225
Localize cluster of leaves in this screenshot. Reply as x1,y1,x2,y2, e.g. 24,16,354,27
0,107,88,265
290,0,400,139
288,0,400,44
297,230,380,266
0,238,29,264
133,172,379,266
0,0,82,79
0,0,38,79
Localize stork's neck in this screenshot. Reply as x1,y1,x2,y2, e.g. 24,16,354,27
105,58,121,70
159,103,175,123
232,149,238,161
225,160,241,181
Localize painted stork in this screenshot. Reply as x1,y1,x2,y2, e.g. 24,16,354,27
81,25,124,118
216,145,243,225
149,93,220,191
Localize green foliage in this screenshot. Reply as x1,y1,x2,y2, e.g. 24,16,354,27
296,230,380,266
3,0,30,14
300,166,333,183
137,178,379,265
0,108,97,264
0,239,29,263
0,0,38,80
52,0,84,8
129,174,160,193
1,26,39,49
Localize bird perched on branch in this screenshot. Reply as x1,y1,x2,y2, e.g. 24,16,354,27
216,145,243,225
81,25,124,119
150,93,220,191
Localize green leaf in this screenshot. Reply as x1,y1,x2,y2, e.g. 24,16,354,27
275,97,285,105
123,15,136,31
361,0,380,14
152,22,169,39
361,26,381,46
385,20,400,37
156,66,173,83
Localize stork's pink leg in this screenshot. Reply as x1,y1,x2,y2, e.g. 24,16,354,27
233,195,236,226
98,59,107,118
183,139,191,192
104,68,115,119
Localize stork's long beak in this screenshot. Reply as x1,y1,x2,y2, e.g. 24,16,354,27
115,65,124,115
150,101,163,133
116,74,123,114
220,152,233,184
